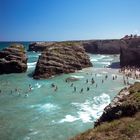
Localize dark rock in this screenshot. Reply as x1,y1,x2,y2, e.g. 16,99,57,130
120,47,140,67
94,82,140,127
0,44,27,74
28,42,55,52
65,77,79,82
28,37,140,55
83,39,127,54
33,43,92,79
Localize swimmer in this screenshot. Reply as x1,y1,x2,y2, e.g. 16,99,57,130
86,79,88,84
105,75,108,80
80,88,83,93
112,76,115,80
70,83,73,87
51,83,55,88
54,86,58,91
25,94,28,97
74,87,76,92
96,84,97,88
87,87,90,91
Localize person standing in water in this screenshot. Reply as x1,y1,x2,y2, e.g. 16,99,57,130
70,83,73,87
80,88,83,93
96,84,98,88
87,87,90,91
74,86,76,92
54,85,58,92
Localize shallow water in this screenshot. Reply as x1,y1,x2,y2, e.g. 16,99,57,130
0,43,138,140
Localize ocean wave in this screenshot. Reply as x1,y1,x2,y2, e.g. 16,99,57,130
59,115,80,123
28,53,41,58
35,83,41,89
30,103,60,112
73,93,110,123
27,62,37,68
59,93,110,123
90,58,98,62
96,74,102,77
70,75,84,79
95,62,111,66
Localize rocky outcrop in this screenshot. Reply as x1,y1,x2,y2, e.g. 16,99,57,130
71,82,140,140
28,37,140,55
33,43,92,79
120,37,140,67
120,47,140,67
28,42,55,52
0,44,27,74
28,40,127,54
95,82,140,127
83,39,127,54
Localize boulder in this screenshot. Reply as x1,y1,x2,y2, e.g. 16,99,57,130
65,77,79,82
33,43,92,79
0,44,27,74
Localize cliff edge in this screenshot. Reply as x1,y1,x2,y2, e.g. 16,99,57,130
71,82,140,140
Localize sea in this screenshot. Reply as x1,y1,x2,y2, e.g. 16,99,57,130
0,42,139,140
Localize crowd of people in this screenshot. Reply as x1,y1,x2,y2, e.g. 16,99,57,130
119,66,140,79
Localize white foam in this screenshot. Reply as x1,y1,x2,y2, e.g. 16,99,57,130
102,71,108,74
35,83,41,89
71,93,110,123
95,62,111,66
59,115,80,123
90,58,98,62
30,103,59,112
27,62,37,68
58,93,110,124
71,75,84,79
40,103,59,111
96,74,102,77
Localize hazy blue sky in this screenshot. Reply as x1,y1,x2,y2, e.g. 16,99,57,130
0,0,140,41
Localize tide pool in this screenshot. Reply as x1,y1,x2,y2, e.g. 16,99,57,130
0,43,138,140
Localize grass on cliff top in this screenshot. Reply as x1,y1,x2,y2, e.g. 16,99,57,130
123,82,140,109
71,112,140,140
71,82,140,140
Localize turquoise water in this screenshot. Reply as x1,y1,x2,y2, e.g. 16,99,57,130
0,42,138,140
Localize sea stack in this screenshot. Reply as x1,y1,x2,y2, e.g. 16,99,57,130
33,42,92,79
120,37,140,67
0,44,28,74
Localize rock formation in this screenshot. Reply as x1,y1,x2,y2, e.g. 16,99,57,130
0,44,27,74
28,40,126,54
33,43,92,79
71,82,140,140
120,37,140,67
120,47,140,67
28,42,55,52
83,39,127,54
94,82,140,126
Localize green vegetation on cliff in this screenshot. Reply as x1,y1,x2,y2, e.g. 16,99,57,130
71,82,140,140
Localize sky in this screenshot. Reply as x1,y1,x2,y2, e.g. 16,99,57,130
0,0,140,41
